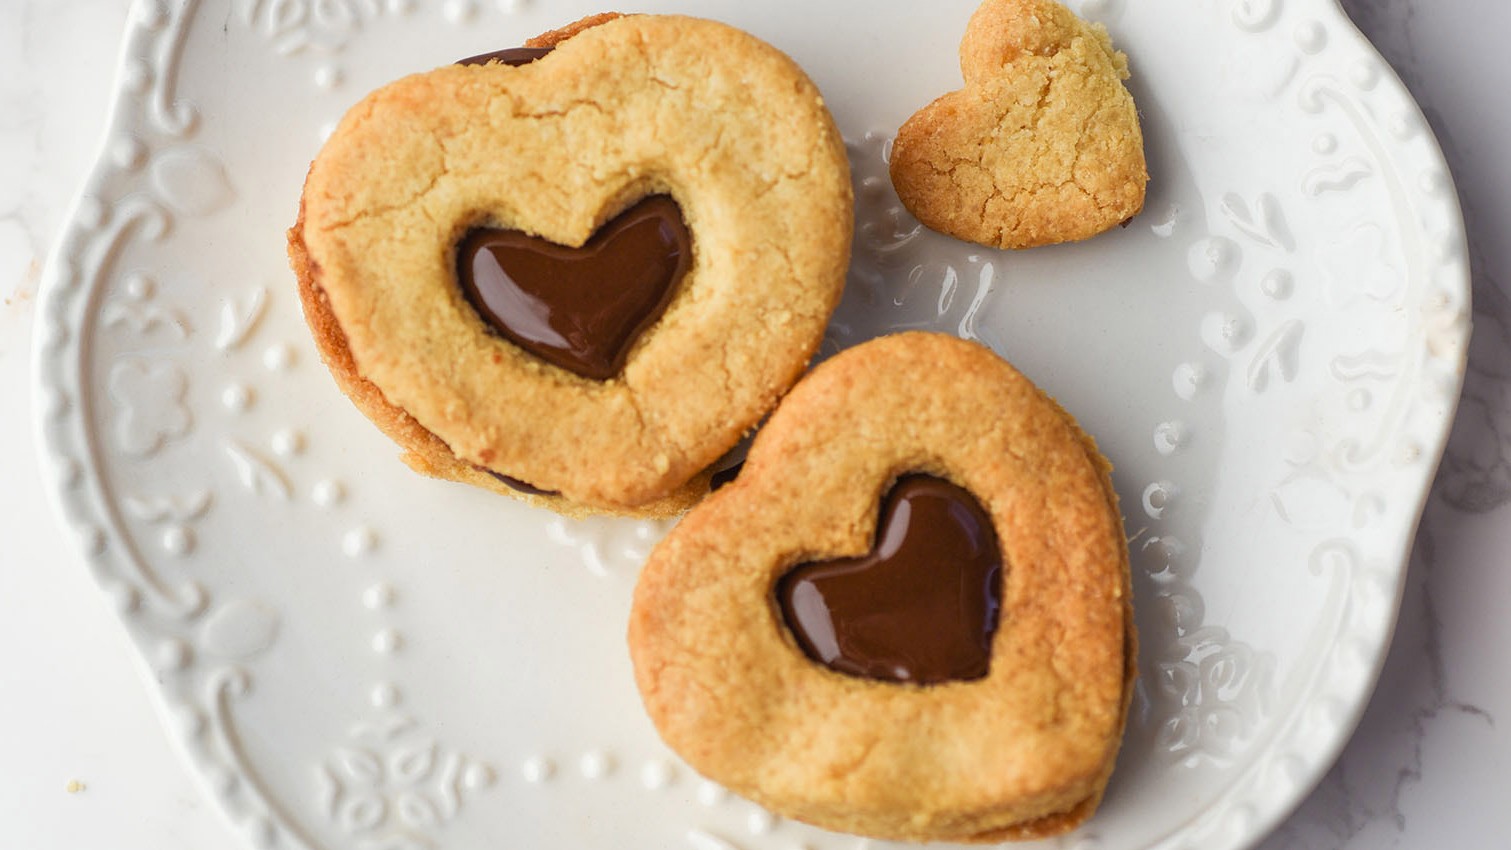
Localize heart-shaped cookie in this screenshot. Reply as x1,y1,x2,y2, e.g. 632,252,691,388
629,332,1135,842
889,0,1147,249
288,15,852,513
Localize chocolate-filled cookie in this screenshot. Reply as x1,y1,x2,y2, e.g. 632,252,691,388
288,14,852,515
629,332,1135,841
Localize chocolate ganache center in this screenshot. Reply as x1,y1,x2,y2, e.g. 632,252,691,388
457,46,555,67
776,475,1003,684
456,195,692,381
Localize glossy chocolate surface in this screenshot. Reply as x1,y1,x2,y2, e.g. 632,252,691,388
456,196,691,380
456,46,554,67
776,475,1002,684
481,468,558,497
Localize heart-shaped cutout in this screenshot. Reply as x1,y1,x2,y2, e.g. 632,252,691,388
629,332,1134,842
777,474,1002,684
458,195,691,381
888,0,1147,249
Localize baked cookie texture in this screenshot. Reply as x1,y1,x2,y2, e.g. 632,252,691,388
288,14,852,515
889,0,1147,250
629,332,1136,842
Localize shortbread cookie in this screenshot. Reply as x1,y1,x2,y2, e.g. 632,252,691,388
889,0,1147,249
288,14,852,514
629,332,1135,842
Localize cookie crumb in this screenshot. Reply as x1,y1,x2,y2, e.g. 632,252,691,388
65,779,86,794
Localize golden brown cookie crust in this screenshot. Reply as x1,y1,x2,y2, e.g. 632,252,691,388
524,11,625,47
629,332,1135,842
291,14,852,511
889,0,1147,250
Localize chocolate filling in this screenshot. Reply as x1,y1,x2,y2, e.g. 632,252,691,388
776,475,1003,684
456,46,555,67
710,461,744,491
456,196,692,381
480,468,559,497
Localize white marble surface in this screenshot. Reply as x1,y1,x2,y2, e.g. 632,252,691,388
1,1,1507,848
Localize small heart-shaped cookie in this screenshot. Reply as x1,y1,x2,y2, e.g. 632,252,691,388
629,332,1135,842
889,0,1147,249
289,15,852,514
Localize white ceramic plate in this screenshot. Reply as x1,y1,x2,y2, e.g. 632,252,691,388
33,1,1469,848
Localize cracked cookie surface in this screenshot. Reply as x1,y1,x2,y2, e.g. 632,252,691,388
629,332,1136,842
889,0,1147,250
288,14,852,513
